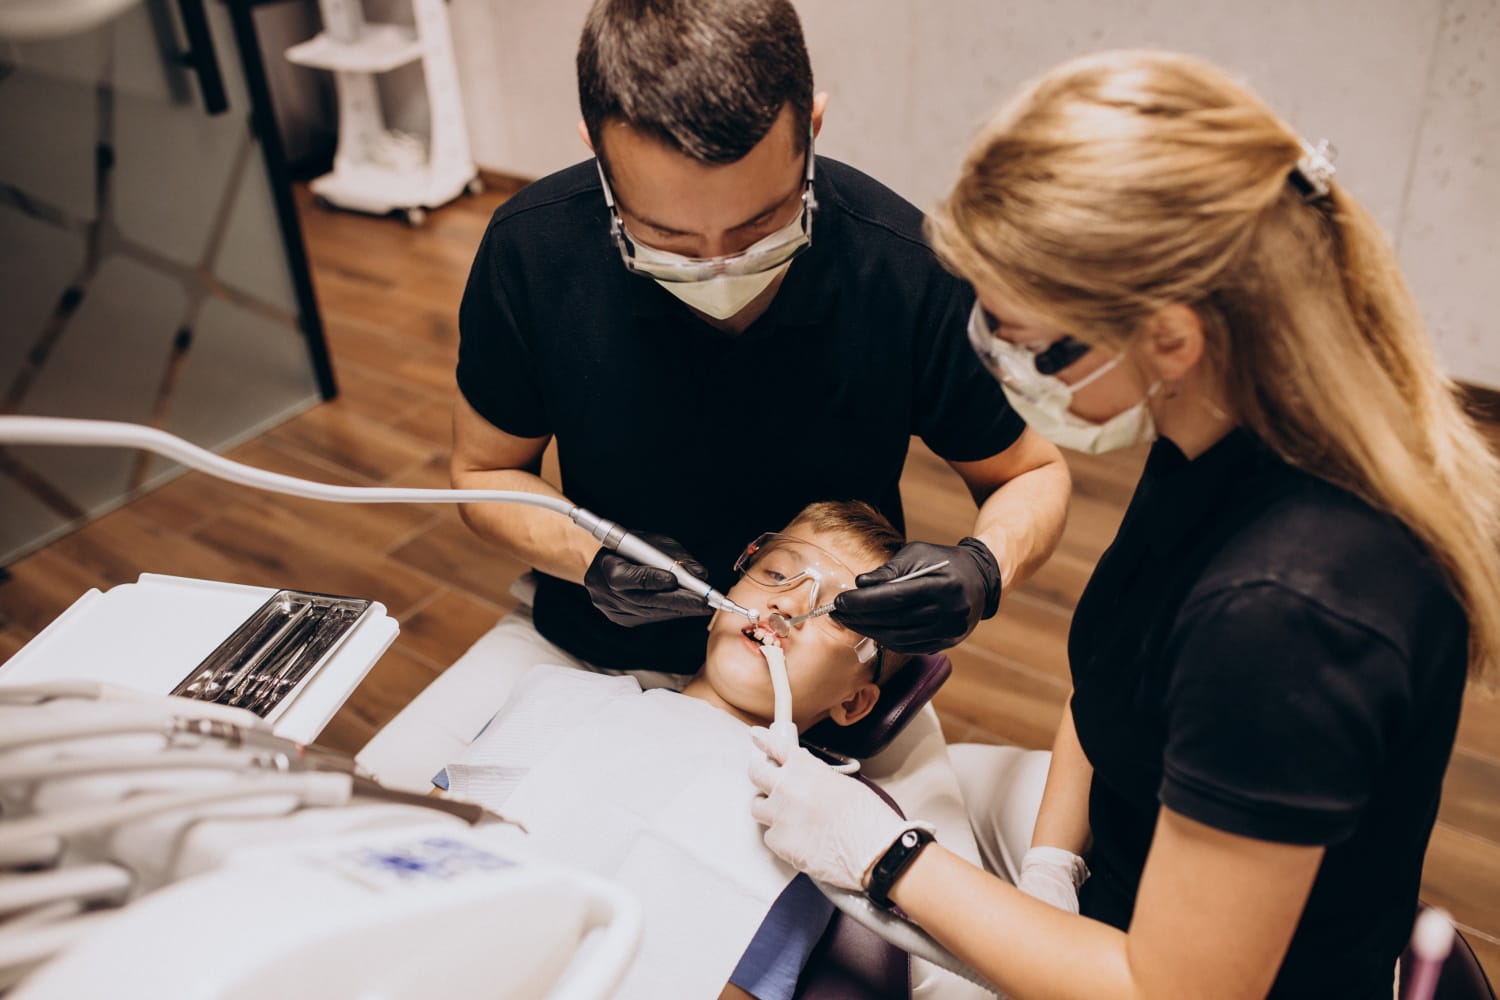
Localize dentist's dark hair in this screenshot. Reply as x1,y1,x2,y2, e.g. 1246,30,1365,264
577,0,813,166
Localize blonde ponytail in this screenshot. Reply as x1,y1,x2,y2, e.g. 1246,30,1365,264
931,50,1500,679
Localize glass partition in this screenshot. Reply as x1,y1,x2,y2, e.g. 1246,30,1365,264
0,0,330,565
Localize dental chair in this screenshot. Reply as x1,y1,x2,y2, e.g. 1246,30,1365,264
796,652,946,1000
803,651,952,764
355,605,990,999
789,653,955,1000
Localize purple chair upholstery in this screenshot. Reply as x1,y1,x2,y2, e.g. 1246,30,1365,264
794,901,910,1000
802,653,952,761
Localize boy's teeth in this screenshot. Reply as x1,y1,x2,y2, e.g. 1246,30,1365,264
743,625,781,648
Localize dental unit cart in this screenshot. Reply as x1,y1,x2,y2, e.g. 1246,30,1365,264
0,581,643,1000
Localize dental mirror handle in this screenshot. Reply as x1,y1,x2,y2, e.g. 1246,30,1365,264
569,508,758,623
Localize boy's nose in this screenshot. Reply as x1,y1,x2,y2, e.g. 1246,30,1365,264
766,588,815,623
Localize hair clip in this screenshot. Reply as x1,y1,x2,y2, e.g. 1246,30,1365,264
1290,138,1337,200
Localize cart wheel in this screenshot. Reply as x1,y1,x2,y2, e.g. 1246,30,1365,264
404,207,426,227
466,177,485,196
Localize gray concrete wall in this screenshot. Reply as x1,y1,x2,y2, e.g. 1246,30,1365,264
457,1,1497,386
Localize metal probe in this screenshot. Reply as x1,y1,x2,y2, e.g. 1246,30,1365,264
569,508,759,624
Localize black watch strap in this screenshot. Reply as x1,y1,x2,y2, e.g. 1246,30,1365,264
866,825,935,910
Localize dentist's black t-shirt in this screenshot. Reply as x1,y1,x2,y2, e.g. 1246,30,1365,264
457,157,1023,674
1069,430,1468,998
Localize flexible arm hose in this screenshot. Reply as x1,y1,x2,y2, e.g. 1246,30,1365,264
0,773,354,866
0,864,132,917
0,417,576,513
0,416,753,617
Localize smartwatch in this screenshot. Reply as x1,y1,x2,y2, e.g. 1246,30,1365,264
866,825,935,910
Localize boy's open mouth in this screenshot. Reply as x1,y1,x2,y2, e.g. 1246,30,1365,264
742,624,782,648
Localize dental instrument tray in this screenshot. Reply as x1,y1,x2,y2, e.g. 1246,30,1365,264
170,590,372,717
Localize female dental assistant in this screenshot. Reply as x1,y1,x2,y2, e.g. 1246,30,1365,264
751,50,1500,1000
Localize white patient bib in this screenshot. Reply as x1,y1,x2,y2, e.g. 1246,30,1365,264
467,669,798,999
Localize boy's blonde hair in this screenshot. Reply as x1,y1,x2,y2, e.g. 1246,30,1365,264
787,500,911,683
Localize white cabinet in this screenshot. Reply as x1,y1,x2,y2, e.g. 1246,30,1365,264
286,0,479,225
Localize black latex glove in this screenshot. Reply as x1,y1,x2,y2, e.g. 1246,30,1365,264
584,531,715,627
830,538,1002,653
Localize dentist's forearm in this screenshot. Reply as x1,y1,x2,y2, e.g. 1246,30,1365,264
972,457,1071,591
452,466,598,585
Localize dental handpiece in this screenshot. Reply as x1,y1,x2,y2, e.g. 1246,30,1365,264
569,508,759,623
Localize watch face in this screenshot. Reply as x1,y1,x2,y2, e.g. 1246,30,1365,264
868,826,934,909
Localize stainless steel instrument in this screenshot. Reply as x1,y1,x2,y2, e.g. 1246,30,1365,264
171,590,370,717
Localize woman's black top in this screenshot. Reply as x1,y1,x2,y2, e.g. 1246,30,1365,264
1070,430,1468,999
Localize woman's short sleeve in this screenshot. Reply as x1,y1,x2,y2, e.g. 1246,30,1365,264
1159,583,1412,845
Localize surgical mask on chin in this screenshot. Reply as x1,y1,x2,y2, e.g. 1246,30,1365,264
634,216,802,321
1002,376,1159,455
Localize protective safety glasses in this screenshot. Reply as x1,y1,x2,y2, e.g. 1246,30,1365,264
967,301,1106,402
595,135,818,283
733,532,877,665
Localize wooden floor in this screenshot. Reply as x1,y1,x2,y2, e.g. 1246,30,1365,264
2,179,1496,981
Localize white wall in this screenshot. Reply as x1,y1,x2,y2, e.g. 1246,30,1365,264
448,0,1500,389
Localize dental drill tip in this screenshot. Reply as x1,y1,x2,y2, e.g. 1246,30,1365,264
706,590,758,623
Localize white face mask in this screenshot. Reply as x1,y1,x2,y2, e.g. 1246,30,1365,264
967,303,1158,454
1001,363,1160,455
632,214,803,320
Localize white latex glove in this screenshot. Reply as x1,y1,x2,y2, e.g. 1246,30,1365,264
1016,845,1090,914
748,722,916,892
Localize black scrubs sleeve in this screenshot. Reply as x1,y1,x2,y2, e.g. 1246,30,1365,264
455,223,552,439
1159,582,1412,846
910,279,1026,463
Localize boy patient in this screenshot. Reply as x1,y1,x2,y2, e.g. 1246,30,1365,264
442,500,909,799
439,501,912,1000
686,498,909,732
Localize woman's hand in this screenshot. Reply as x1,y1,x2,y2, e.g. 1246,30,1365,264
1017,846,1090,913
747,723,915,892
